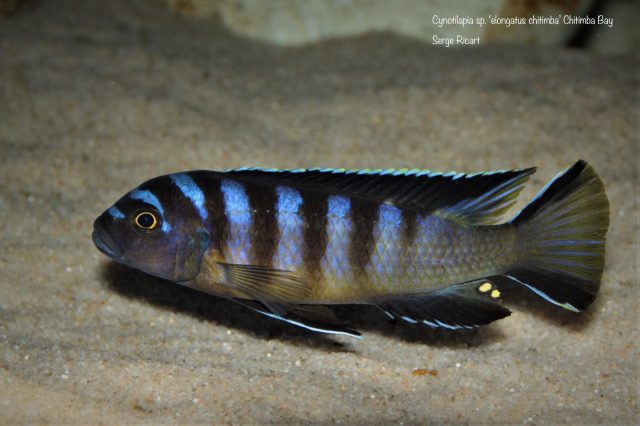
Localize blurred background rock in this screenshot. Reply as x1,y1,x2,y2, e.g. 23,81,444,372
0,0,25,17
153,0,637,55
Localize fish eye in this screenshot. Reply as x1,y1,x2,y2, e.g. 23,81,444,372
133,211,158,230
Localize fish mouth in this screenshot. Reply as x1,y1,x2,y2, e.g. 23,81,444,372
92,228,123,259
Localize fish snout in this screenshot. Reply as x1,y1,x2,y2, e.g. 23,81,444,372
92,217,123,258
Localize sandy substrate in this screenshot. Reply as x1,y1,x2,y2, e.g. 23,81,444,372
0,0,638,424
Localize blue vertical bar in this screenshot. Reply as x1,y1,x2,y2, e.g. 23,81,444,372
273,186,304,270
367,203,403,281
221,179,252,264
321,195,352,281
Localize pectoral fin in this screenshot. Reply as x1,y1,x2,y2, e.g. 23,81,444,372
212,263,361,335
214,263,311,314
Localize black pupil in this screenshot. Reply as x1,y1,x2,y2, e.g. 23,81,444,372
138,213,155,228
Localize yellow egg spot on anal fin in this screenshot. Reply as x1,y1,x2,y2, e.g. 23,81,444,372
491,289,501,299
479,282,492,293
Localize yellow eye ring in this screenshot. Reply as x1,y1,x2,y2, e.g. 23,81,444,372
134,211,158,230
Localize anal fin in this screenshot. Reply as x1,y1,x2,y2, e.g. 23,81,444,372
378,279,511,330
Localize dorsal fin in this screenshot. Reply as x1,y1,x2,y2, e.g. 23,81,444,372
223,166,535,224
435,169,536,224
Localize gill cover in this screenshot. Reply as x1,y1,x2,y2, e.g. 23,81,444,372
173,227,211,281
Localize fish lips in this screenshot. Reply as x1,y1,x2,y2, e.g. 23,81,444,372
92,227,123,259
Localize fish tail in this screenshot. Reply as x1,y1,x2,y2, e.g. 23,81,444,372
506,160,610,312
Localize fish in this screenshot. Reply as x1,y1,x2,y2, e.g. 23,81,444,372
92,160,609,337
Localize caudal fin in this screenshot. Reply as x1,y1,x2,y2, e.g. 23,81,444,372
507,160,609,312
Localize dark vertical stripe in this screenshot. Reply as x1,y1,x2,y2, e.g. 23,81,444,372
349,198,376,276
191,172,229,258
246,182,278,266
171,173,208,221
145,175,181,233
401,209,417,253
301,190,328,280
400,208,417,287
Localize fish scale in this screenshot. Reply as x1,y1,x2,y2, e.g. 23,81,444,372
197,180,517,302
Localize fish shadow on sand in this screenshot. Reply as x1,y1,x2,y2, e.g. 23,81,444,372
102,262,598,352
103,262,352,353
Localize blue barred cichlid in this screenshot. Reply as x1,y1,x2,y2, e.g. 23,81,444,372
92,160,609,337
